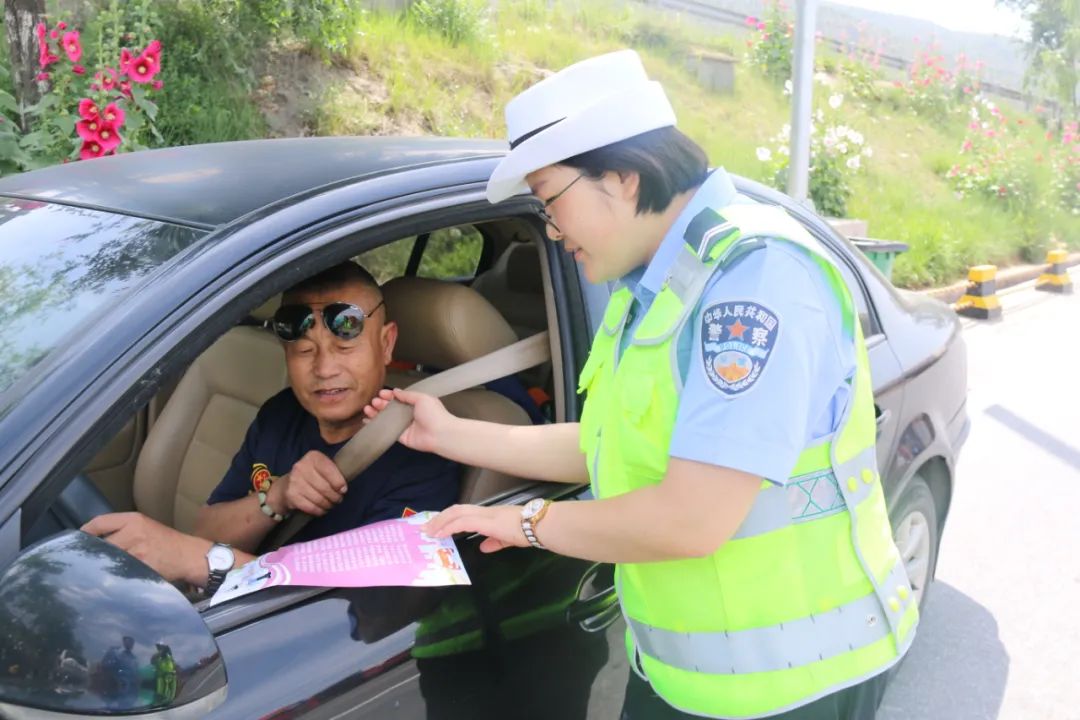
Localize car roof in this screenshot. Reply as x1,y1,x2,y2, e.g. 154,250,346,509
0,136,506,230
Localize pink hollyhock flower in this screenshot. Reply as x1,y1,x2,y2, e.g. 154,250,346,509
745,16,758,27
102,102,125,128
79,140,105,160
35,72,50,81
128,53,159,83
95,68,118,91
95,125,122,153
49,29,58,39
62,31,81,63
1065,133,1074,144
78,98,99,120
119,81,132,98
72,64,85,75
961,140,973,152
119,48,133,73
35,22,46,44
57,21,66,30
152,79,163,90
75,117,102,142
757,21,767,30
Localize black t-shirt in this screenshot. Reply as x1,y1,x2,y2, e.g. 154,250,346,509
207,389,460,543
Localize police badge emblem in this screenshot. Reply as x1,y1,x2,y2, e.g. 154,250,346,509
700,300,780,397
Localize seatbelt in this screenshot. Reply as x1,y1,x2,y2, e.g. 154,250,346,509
261,331,552,551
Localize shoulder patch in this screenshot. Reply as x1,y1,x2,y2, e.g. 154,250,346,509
700,300,780,397
250,463,272,493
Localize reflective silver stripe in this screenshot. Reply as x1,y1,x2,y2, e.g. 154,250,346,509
627,560,908,675
733,468,850,540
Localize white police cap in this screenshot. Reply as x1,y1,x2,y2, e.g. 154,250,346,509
486,49,677,204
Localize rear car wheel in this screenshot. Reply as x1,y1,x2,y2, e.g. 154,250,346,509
889,474,939,609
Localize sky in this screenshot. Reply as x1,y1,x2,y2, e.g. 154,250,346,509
828,0,1029,37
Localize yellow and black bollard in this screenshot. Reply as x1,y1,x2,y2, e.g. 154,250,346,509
1036,249,1073,294
955,265,1003,320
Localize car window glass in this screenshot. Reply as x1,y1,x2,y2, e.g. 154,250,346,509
0,199,204,413
417,226,482,280
356,236,416,284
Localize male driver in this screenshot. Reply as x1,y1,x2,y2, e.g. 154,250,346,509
83,262,460,591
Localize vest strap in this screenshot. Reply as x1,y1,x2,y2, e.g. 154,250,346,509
627,557,912,675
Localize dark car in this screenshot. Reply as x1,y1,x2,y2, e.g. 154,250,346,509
0,137,968,719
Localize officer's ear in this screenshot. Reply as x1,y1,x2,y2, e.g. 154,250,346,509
614,170,641,206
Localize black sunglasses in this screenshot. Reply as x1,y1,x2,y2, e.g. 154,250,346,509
266,300,385,342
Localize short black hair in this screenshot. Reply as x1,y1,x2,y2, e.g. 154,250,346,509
559,127,709,215
285,261,381,299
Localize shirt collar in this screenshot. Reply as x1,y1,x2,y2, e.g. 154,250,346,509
619,168,739,305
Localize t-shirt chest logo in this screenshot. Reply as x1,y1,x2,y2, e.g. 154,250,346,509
250,463,273,493
701,300,780,397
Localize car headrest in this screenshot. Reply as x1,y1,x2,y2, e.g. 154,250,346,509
504,242,543,294
250,294,281,322
383,276,518,369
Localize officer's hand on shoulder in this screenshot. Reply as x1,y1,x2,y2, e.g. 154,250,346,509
277,450,347,516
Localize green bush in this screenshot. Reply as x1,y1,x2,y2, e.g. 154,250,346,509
408,0,490,47
745,2,792,86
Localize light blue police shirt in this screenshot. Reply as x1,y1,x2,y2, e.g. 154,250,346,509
616,169,855,485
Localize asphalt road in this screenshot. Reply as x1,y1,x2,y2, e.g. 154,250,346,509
879,274,1080,720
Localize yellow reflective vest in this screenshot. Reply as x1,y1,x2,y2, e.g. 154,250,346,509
577,203,917,718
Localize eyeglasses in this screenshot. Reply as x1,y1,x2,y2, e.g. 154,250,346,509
536,172,585,234
266,301,385,342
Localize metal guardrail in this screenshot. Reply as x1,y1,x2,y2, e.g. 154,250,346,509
640,0,1060,115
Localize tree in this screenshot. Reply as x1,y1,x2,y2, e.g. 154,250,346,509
3,0,47,131
999,0,1080,114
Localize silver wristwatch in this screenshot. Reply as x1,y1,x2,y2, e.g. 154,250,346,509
205,542,235,595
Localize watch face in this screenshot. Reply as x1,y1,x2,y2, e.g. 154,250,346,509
207,545,234,573
521,498,544,520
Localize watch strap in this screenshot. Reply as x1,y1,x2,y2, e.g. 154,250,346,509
521,499,552,550
204,544,233,596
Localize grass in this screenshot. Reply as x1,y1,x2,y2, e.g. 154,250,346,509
307,0,1079,287
7,0,1076,287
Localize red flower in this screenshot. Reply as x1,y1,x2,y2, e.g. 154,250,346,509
78,98,99,120
152,79,163,90
57,21,66,30
72,64,85,75
37,23,59,68
95,125,122,153
79,140,105,160
35,72,50,82
95,68,118,91
49,29,58,40
102,102,125,128
75,117,102,141
119,81,132,98
62,31,81,63
119,48,133,73
128,53,159,83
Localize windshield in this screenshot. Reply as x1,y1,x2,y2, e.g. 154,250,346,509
0,198,206,404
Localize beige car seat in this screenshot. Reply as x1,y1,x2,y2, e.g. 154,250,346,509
132,277,534,534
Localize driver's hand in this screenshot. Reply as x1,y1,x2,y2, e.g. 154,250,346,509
272,450,347,516
81,512,211,585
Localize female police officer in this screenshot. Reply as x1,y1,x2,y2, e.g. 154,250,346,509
364,49,917,719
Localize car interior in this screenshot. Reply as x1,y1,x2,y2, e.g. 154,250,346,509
34,217,564,562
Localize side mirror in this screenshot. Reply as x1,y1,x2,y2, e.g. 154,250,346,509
0,530,226,718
